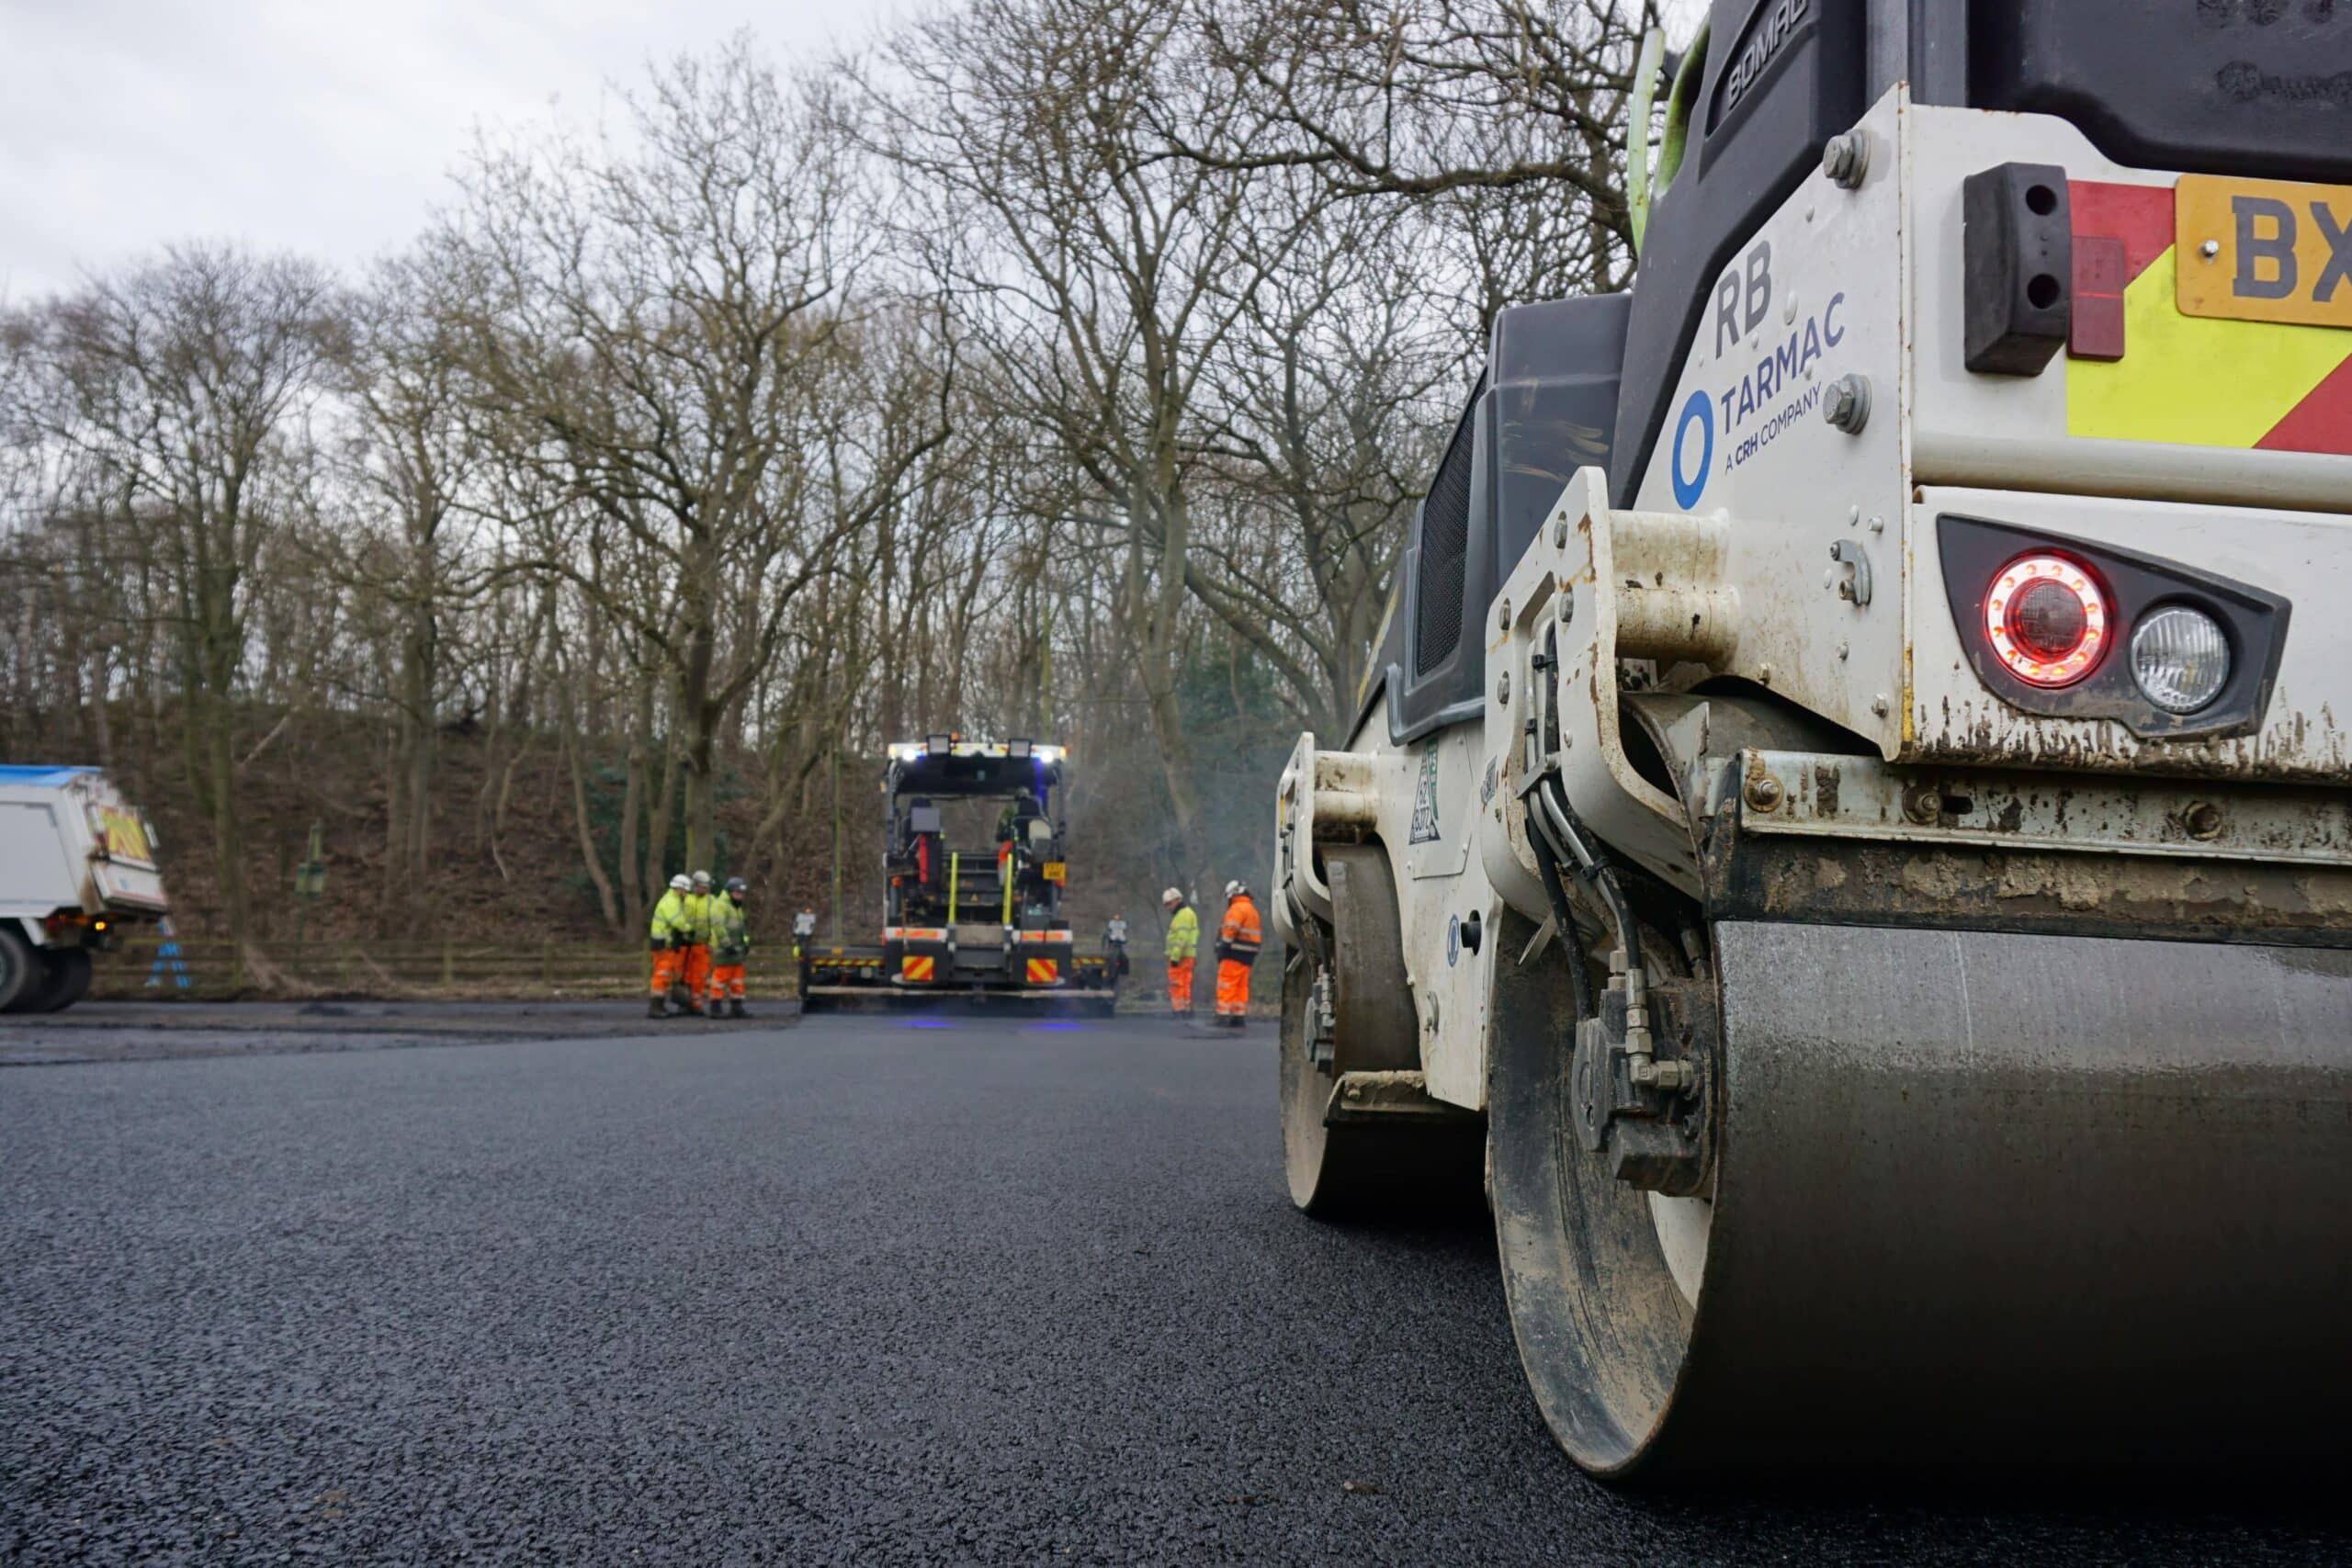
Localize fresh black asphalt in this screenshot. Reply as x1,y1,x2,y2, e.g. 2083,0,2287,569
3,1008,2345,1563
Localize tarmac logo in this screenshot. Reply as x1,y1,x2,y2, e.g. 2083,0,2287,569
1408,741,1443,843
1672,390,1713,509
901,954,934,982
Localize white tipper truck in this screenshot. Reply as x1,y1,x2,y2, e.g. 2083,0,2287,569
0,765,168,1012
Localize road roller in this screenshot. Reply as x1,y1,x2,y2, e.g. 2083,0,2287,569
1272,0,2352,1475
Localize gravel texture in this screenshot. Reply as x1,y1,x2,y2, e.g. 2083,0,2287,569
0,1001,787,1067
2,1009,2345,1563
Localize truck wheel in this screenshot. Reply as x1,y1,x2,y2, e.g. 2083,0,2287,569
0,929,38,1013
1280,842,1479,1215
20,946,92,1013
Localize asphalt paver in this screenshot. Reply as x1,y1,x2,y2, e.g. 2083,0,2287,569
2,1010,2344,1563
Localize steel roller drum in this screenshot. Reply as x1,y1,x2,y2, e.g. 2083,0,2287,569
1495,919,2352,1473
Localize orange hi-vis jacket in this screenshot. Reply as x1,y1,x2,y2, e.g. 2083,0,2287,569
1218,895,1261,964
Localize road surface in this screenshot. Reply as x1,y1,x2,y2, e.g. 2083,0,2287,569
3,1007,2344,1563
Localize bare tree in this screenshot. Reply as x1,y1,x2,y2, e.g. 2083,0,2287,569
1182,0,1652,340
0,6,1665,959
876,0,1306,877
17,245,341,958
1187,190,1455,730
329,251,491,924
440,39,942,873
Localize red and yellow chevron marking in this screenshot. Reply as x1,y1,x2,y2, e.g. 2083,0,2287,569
2066,180,2352,457
1024,957,1058,985
901,954,934,983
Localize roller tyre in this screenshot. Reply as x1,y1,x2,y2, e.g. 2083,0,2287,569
1280,842,1479,1216
1489,909,2352,1476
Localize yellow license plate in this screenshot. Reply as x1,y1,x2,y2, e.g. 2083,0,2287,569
1042,861,1066,884
2177,174,2352,331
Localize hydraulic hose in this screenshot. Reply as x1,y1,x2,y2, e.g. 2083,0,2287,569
1535,774,1643,976
1528,809,1598,1025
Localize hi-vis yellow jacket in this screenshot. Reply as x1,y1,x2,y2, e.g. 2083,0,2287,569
681,891,713,947
1165,904,1198,963
711,896,751,964
649,888,690,947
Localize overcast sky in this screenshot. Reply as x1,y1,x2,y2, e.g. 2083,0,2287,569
5,0,1712,304
0,0,873,301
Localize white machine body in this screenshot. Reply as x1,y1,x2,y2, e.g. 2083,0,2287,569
1277,88,2352,1113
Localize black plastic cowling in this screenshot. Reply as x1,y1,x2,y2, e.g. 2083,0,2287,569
1370,294,1631,745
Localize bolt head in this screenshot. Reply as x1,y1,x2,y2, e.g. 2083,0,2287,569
1498,597,1511,632
1871,694,1891,717
1825,374,1871,434
1822,131,1870,189
2200,239,2221,260
1497,671,1510,705
1743,774,1785,813
2186,802,2224,840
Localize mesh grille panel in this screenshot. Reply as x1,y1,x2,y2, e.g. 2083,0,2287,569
1412,401,1477,678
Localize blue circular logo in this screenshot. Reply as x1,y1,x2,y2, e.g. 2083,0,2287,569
1446,915,1461,967
1671,389,1713,510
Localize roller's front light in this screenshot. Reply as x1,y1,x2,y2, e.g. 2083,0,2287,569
2130,605,2231,715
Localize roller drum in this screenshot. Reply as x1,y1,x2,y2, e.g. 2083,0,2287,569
1496,919,2352,1472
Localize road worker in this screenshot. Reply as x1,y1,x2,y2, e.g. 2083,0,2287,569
648,874,693,1019
707,876,753,1019
680,871,715,1018
1213,879,1262,1029
1161,887,1196,1019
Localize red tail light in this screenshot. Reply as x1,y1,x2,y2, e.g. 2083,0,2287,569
1985,554,2108,687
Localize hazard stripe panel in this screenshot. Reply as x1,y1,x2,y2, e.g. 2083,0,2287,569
1025,958,1058,984
901,955,934,982
2066,180,2352,457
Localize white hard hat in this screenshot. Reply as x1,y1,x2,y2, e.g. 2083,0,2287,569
669,874,692,891
1161,887,1182,907
1225,879,1242,899
692,870,712,886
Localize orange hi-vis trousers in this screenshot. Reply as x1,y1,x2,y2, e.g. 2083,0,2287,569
1166,957,1193,1012
650,947,684,998
1216,958,1250,1020
682,944,711,1007
707,964,745,1002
